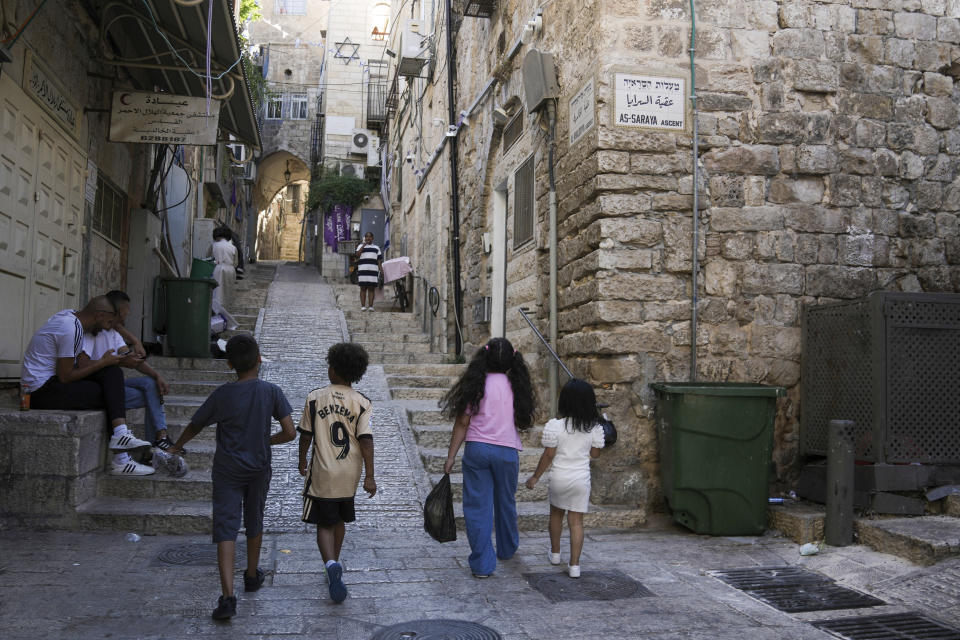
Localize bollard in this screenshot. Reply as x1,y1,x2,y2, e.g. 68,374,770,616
825,419,855,546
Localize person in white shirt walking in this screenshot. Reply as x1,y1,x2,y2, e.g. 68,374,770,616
209,226,240,330
354,232,382,311
21,297,153,475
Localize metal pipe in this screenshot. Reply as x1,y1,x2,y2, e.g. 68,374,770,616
826,419,855,546
546,99,559,416
519,308,572,379
444,0,463,356
689,0,699,382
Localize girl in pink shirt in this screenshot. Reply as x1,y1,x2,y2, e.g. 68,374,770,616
440,337,535,577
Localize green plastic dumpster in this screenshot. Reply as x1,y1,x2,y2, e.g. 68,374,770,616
189,258,216,279
650,382,786,535
162,277,216,357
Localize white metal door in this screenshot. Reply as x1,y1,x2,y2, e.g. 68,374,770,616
0,74,86,378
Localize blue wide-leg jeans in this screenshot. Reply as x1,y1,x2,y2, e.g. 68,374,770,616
461,441,520,576
124,376,167,442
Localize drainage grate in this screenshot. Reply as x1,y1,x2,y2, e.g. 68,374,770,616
712,566,885,613
370,619,501,639
151,542,247,567
814,612,960,639
523,570,653,604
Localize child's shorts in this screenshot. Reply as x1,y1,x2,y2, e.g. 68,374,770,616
302,496,356,526
212,467,272,543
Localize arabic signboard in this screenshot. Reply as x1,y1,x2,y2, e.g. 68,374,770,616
23,51,82,142
613,73,685,131
568,77,595,146
109,91,221,145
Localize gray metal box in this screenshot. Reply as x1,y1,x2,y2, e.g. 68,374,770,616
801,292,960,465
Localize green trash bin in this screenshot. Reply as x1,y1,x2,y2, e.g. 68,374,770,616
190,258,216,279
651,382,786,535
162,277,216,357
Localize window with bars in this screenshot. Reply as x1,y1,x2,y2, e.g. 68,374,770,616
92,175,127,246
513,155,534,249
275,0,306,15
502,111,523,154
266,94,283,119
289,92,308,119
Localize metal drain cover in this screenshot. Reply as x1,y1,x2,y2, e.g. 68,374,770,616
712,566,885,613
523,570,653,603
152,542,247,566
814,612,960,639
370,619,501,639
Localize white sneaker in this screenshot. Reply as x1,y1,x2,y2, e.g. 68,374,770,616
108,431,151,450
360,306,367,311
549,552,561,565
568,565,580,578
111,460,155,476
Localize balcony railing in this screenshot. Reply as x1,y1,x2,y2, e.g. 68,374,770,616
367,81,388,128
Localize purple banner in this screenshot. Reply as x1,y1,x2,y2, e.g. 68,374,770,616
324,204,352,250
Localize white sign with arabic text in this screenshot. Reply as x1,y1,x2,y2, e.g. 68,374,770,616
109,91,221,146
614,74,685,131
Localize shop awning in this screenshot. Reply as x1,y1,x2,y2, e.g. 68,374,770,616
97,0,261,150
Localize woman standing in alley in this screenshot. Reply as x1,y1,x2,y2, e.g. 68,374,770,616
440,337,535,578
354,232,382,311
209,226,240,330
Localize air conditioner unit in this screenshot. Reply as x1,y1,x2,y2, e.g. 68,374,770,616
351,128,373,154
398,19,429,77
367,135,381,166
340,162,365,178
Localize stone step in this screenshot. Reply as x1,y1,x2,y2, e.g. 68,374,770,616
412,424,543,449
369,352,449,365
405,401,446,425
390,386,447,401
99,469,211,500
382,364,466,377
353,340,432,354
149,356,232,371
76,497,211,534
151,368,236,383
855,516,960,566
166,380,224,396
351,331,429,344
385,374,459,388
346,321,424,335
430,472,548,502
150,395,205,420
419,447,542,474
946,494,960,517
165,421,217,443
453,500,646,532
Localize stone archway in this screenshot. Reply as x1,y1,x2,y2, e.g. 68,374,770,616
252,151,311,261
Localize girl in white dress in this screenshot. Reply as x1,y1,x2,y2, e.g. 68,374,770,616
526,379,605,578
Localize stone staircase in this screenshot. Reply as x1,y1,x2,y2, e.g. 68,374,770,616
73,263,277,533
334,285,646,531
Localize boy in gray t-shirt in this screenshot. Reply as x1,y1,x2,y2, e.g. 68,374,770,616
170,335,295,621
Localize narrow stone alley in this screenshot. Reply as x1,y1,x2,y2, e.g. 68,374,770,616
255,263,427,533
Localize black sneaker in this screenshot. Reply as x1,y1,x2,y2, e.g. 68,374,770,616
153,436,182,453
211,595,236,620
244,567,265,592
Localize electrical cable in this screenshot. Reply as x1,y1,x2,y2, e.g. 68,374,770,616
2,0,50,46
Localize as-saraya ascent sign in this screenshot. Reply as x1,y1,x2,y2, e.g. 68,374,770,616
614,73,685,132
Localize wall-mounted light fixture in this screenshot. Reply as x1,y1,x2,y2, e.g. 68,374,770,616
283,160,291,184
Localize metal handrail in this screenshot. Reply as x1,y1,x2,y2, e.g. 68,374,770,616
518,308,572,379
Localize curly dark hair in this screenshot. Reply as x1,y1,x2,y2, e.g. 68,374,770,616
226,335,260,373
439,337,535,430
558,378,600,433
327,342,369,383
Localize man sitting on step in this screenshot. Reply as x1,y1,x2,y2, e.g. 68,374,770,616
21,296,154,476
76,291,173,468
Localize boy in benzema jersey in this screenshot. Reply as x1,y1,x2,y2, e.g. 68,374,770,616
298,342,377,603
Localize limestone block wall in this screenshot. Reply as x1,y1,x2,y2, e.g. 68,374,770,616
450,0,960,512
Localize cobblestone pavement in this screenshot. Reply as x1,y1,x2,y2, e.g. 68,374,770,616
257,264,424,533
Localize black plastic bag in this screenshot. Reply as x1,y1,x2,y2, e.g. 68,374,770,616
598,413,617,448
423,473,456,543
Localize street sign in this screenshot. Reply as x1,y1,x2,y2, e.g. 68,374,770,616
109,91,221,145
613,73,686,131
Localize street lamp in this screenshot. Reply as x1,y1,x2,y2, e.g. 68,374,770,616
283,160,291,184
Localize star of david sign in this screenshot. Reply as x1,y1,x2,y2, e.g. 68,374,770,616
334,38,359,65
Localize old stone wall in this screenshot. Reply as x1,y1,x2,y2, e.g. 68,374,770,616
449,0,960,512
